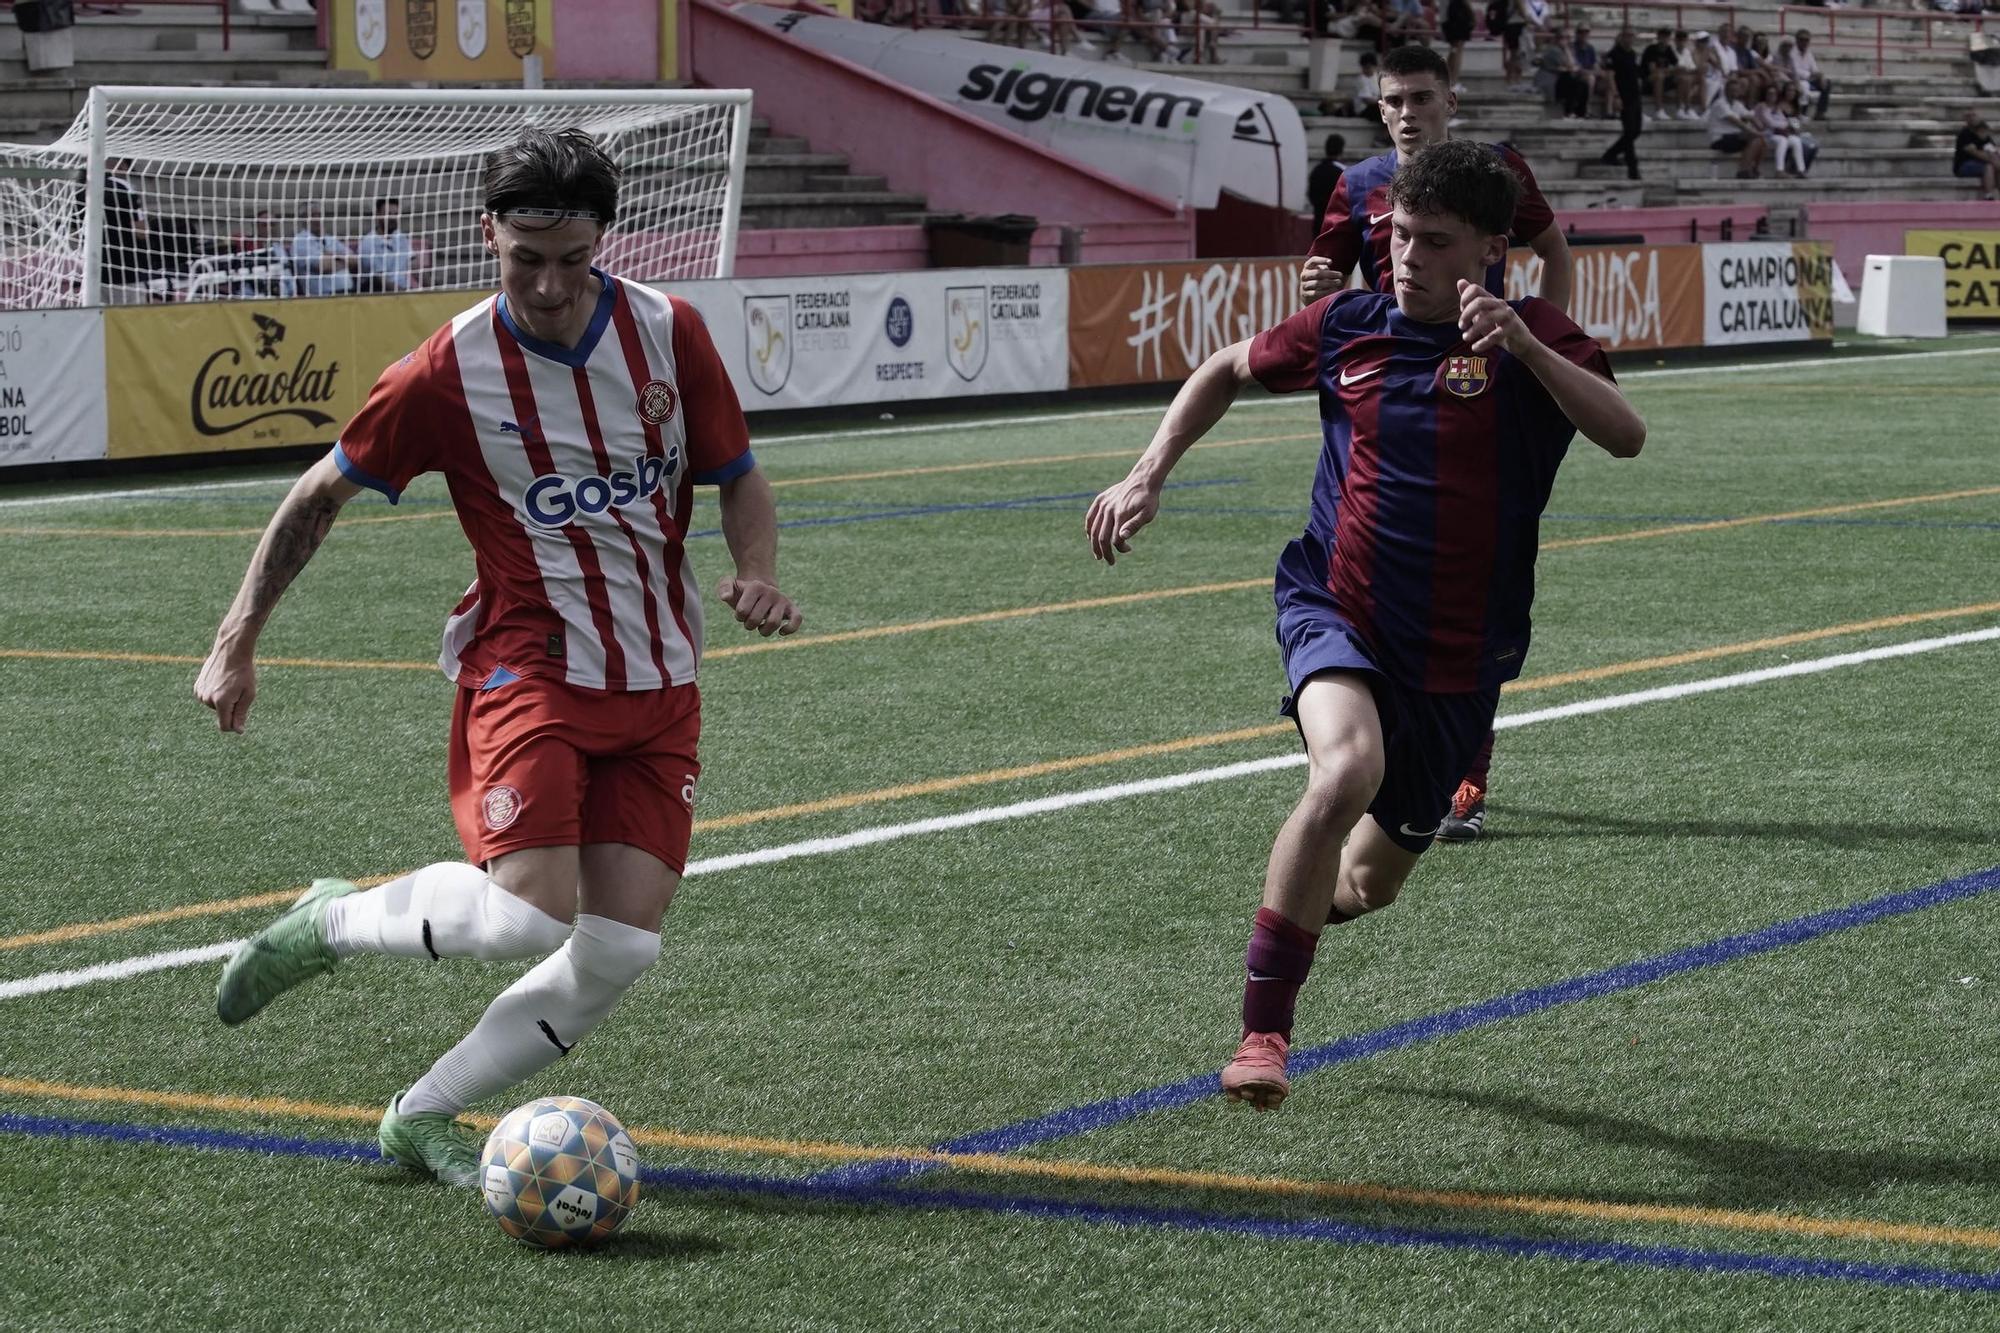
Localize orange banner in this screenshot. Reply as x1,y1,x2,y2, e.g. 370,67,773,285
1068,259,1298,389
1504,242,1705,352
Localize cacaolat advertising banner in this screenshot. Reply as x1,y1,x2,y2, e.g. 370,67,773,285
1068,258,1297,388
103,294,468,459
334,0,551,81
1701,242,1836,345
1903,230,2000,319
1504,243,1705,352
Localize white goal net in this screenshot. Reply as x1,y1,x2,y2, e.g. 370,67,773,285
0,86,751,310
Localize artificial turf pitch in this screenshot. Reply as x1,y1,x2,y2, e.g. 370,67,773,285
3,335,2000,1330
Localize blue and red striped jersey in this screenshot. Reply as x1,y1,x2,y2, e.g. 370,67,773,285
1249,289,1610,693
1308,143,1554,296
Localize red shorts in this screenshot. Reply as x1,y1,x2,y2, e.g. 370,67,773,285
448,674,702,873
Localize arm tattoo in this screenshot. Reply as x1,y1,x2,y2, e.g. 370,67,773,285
242,492,341,627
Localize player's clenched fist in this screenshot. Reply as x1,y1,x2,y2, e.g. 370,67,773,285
1456,279,1532,356
717,576,803,637
1298,257,1340,305
195,649,257,733
1086,475,1161,566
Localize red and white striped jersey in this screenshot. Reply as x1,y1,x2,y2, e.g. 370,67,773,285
333,271,751,693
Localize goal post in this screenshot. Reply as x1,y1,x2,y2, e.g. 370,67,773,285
0,85,752,310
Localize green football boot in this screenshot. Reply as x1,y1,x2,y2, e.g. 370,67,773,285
378,1091,483,1189
214,877,357,1026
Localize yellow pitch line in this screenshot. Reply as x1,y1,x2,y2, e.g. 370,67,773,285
3,1075,1997,1253
7,596,1998,953
1541,485,2000,551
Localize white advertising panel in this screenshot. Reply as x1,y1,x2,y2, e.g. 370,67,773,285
0,308,107,466
666,269,1069,411
736,5,1306,211
1702,242,1835,346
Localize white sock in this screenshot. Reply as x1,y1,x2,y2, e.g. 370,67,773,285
398,914,661,1117
321,862,571,962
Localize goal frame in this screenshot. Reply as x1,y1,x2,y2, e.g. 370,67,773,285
77,84,753,307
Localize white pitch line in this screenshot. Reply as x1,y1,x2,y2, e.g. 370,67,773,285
0,940,242,1001
4,343,1996,510
6,622,1997,1004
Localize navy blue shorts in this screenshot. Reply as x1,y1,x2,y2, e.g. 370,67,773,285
1275,539,1500,855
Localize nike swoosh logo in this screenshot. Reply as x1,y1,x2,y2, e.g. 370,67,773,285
1339,365,1382,386
1399,822,1440,838
1369,210,1395,224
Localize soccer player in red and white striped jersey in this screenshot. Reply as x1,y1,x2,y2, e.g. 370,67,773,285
196,130,800,1187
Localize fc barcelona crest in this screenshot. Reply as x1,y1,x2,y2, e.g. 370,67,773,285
1443,355,1490,398
405,0,437,59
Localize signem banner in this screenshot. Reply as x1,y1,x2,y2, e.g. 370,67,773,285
1903,230,2000,320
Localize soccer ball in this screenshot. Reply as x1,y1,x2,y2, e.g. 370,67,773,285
480,1096,641,1249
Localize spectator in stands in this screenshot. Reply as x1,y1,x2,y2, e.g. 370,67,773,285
1784,30,1831,121
1640,28,1678,119
1707,74,1767,178
991,0,1035,47
1600,27,1645,179
1498,0,1528,90
1955,111,2000,200
98,158,150,293
1173,0,1224,61
1754,84,1809,176
357,197,413,293
1338,50,1381,119
1443,0,1474,92
1572,25,1612,117
1535,24,1588,119
1662,28,1701,118
1694,31,1726,109
290,202,354,298
1779,83,1820,172
1307,132,1347,226
233,208,293,299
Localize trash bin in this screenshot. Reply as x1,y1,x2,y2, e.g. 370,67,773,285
925,213,1039,269
14,1,77,74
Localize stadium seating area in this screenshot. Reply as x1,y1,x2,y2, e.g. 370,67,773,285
0,2,1988,243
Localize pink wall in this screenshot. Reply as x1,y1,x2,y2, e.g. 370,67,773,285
1807,200,2000,287
733,219,1198,275
1560,204,1772,247
554,0,660,82
690,0,1191,246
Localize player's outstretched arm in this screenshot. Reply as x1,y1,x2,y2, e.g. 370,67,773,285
714,462,803,638
1456,280,1645,458
195,451,363,732
1087,338,1257,565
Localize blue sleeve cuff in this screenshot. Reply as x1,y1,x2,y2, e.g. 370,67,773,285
692,449,756,487
333,442,401,504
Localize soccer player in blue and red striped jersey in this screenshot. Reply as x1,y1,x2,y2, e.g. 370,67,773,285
1303,44,1575,841
1085,140,1644,1112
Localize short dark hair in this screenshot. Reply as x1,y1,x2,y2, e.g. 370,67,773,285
1379,44,1449,84
375,197,399,212
1387,140,1519,237
1324,132,1346,158
1359,50,1378,67
482,128,620,228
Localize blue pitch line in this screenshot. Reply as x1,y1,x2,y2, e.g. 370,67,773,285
817,864,2000,1189
5,1112,1998,1295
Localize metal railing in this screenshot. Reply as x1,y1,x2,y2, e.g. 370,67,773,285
1776,4,1986,76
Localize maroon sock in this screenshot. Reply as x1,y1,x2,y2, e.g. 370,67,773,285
1241,907,1319,1040
1464,728,1496,790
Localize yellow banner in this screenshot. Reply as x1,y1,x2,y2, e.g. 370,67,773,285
333,0,552,81
1904,230,2000,320
104,293,471,459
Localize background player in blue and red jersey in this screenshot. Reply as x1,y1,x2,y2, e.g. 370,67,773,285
1085,140,1644,1112
1300,42,1576,842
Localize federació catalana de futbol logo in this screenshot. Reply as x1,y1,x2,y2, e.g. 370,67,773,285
1443,355,1490,398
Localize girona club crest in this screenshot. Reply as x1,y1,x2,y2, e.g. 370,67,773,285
743,295,792,396
1443,354,1490,398
482,785,523,832
637,378,677,425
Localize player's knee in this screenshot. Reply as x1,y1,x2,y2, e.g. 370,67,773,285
568,913,661,991
1341,860,1409,913
1301,741,1383,823
469,889,571,962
